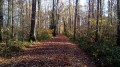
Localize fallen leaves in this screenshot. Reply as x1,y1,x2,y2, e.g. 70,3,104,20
0,35,96,67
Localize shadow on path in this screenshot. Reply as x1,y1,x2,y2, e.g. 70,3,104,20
1,35,96,67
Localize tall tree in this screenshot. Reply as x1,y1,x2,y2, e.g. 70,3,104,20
95,0,100,43
38,0,41,27
74,0,79,39
69,0,72,31
117,0,120,45
108,0,114,25
56,0,59,35
88,0,91,33
52,0,56,36
36,0,41,35
91,0,95,18
29,0,36,41
22,1,24,41
0,0,3,42
7,0,10,27
11,0,14,38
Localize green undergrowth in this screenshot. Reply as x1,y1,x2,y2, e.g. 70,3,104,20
0,30,53,57
0,40,32,57
76,35,120,67
64,30,73,38
37,31,52,41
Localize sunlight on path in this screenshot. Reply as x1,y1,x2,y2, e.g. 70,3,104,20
0,35,96,67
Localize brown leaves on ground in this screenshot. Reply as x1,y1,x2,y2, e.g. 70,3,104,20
0,35,96,67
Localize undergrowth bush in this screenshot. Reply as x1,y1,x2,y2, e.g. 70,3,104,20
76,36,120,67
0,41,22,57
64,30,70,36
0,40,32,57
37,31,52,41
22,42,32,47
64,30,73,38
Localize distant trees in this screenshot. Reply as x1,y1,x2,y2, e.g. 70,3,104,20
29,0,37,41
0,0,119,43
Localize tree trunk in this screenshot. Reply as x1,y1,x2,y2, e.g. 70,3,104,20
91,0,95,18
63,18,66,34
36,0,41,36
117,0,120,45
11,0,14,38
74,0,78,39
22,2,24,41
29,0,36,41
0,0,3,42
95,0,100,43
52,0,56,36
69,0,72,31
56,0,59,35
7,0,10,27
37,0,41,29
87,0,91,34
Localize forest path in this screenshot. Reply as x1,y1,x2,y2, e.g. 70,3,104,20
1,35,95,67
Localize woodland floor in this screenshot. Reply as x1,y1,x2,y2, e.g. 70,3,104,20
0,35,96,67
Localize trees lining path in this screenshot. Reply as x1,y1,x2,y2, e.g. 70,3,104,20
0,35,95,67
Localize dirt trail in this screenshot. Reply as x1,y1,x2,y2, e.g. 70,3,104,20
0,35,95,67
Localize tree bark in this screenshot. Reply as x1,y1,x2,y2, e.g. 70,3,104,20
56,0,59,35
29,0,36,41
52,0,56,36
87,0,91,34
117,0,120,45
69,0,72,31
11,0,14,38
38,0,41,29
7,0,10,27
0,0,3,42
95,0,100,43
74,0,78,39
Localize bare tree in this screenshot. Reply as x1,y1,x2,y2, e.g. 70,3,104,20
87,0,91,33
29,0,37,41
52,0,56,36
117,0,120,45
69,0,72,31
95,0,100,43
108,0,114,25
36,0,41,36
11,0,14,38
56,0,59,35
74,0,79,39
0,0,3,42
37,0,41,29
7,0,10,27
